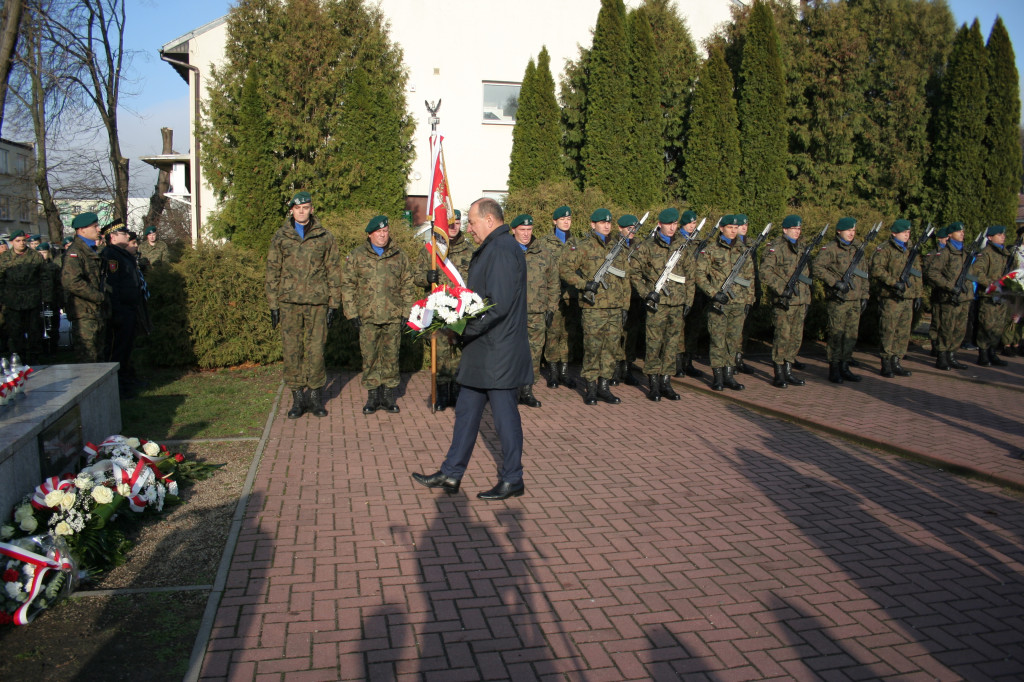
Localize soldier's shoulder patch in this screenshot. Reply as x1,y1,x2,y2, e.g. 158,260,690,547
819,245,829,250
68,252,78,258
768,247,776,253
876,246,884,251
108,261,118,273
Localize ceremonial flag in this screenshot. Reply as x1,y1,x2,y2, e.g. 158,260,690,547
428,132,455,230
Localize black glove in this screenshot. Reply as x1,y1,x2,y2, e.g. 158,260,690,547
544,311,554,328
621,309,628,327
270,309,279,329
683,305,691,316
893,280,907,295
426,270,439,285
834,280,851,294
712,291,730,306
777,295,791,311
645,291,660,313
913,297,922,312
326,308,338,328
350,316,361,329
860,299,868,313
584,280,599,295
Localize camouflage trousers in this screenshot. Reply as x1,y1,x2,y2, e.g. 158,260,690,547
878,298,913,358
977,299,1008,351
582,308,622,382
708,303,746,368
359,321,401,389
5,307,42,359
644,305,684,375
826,299,861,362
621,294,646,362
424,332,461,380
935,301,969,352
1002,316,1023,346
771,303,807,364
70,315,107,363
678,294,707,354
280,303,327,390
544,299,572,363
526,312,546,385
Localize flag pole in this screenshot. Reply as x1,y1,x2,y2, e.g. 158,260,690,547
426,100,441,414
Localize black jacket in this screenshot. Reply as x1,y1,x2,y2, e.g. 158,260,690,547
457,224,533,389
101,243,142,311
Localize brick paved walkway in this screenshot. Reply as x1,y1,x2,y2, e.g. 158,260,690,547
198,352,1024,681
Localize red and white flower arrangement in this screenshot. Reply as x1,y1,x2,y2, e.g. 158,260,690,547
407,284,491,336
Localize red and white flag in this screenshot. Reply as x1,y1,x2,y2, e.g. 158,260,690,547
425,132,465,287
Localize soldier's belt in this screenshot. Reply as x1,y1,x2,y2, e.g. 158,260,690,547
607,266,626,278
798,274,812,285
853,268,869,279
909,268,922,278
733,276,751,287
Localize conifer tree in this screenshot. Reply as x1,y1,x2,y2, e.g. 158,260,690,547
684,42,740,214
508,47,564,194
508,58,539,195
929,21,989,229
560,47,590,190
983,17,1022,229
737,0,788,228
626,7,663,206
582,0,633,203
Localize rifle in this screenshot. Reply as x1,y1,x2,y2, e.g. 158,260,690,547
710,223,772,313
777,224,830,309
581,211,649,305
893,224,935,293
948,228,987,303
645,218,706,312
834,221,883,296
626,216,660,263
1003,232,1024,276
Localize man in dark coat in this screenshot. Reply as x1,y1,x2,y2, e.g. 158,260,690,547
412,197,532,500
101,220,143,396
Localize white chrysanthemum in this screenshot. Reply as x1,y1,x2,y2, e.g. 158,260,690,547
126,437,140,448
74,474,95,491
0,524,13,539
91,486,113,505
168,481,179,496
113,455,134,471
143,486,157,504
142,442,160,457
60,492,76,511
19,516,37,533
5,581,27,601
117,482,131,496
54,521,73,536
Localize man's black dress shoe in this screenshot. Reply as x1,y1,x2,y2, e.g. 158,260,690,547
411,471,460,493
477,481,525,500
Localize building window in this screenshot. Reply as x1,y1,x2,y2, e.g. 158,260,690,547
0,150,7,174
18,199,30,222
482,82,520,124
0,197,9,221
14,155,27,174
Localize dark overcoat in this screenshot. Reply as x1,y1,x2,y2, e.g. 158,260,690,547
457,224,533,389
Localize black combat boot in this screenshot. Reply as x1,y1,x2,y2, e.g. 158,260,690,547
783,361,805,386
772,363,788,388
362,387,379,415
828,363,843,384
683,353,704,378
723,366,745,391
609,363,621,386
659,375,682,401
647,374,661,402
596,377,621,404
935,350,951,370
978,348,991,366
308,388,328,417
892,356,912,376
791,359,806,370
584,380,598,405
735,352,754,375
558,362,574,389
621,360,639,386
433,380,449,412
948,352,967,370
840,361,861,382
380,386,400,413
519,385,542,408
1002,344,1017,357
881,356,895,377
1018,344,1024,357
711,367,724,391
674,353,686,377
547,363,559,388
287,389,306,419
990,347,1008,366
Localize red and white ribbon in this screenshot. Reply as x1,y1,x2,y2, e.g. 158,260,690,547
0,540,73,625
30,475,76,510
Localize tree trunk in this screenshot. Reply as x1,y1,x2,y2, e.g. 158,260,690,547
0,0,24,134
143,127,173,227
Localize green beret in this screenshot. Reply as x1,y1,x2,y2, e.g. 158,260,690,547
62,236,74,245
836,217,857,231
616,214,638,228
734,214,749,226
718,214,733,226
8,229,25,240
890,219,911,233
946,221,965,233
510,214,534,228
782,215,802,229
36,242,50,250
453,210,461,220
30,234,40,241
365,215,389,233
935,226,949,239
71,212,98,230
658,208,680,224
143,226,157,236
553,205,572,220
986,225,1006,237
290,191,312,206
680,209,697,224
590,208,612,222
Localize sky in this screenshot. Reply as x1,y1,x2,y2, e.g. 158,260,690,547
103,0,1024,196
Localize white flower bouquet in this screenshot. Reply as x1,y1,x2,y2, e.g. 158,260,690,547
407,284,492,337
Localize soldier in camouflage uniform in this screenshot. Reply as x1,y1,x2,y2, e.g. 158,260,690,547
811,217,870,383
342,215,416,414
970,225,1011,367
695,215,754,391
870,219,924,377
925,223,971,370
138,226,170,273
923,226,948,357
510,214,559,408
265,192,342,419
674,210,705,379
61,212,111,363
760,214,811,388
561,208,630,405
542,205,577,389
0,230,54,361
414,209,473,412
612,215,643,387
632,207,694,401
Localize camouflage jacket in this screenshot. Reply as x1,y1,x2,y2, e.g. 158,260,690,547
970,242,1008,300
61,236,110,320
138,240,169,271
341,239,416,323
542,230,579,304
760,237,812,306
0,248,53,310
695,234,756,305
522,237,560,314
811,237,869,301
870,238,924,300
265,216,342,309
413,232,474,289
630,231,697,308
560,230,631,309
927,241,973,303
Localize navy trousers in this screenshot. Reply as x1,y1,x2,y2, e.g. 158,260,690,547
440,386,524,484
